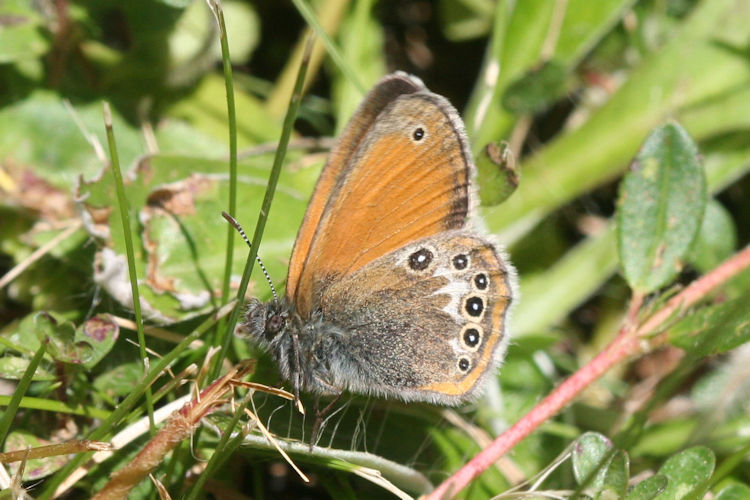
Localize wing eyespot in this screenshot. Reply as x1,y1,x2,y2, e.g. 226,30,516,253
473,272,488,291
411,126,426,142
452,253,469,270
407,247,434,272
460,324,483,351
457,357,471,373
463,295,485,320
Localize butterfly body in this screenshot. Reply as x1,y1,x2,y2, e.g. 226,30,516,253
245,73,516,405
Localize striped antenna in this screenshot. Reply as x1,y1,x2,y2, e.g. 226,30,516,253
222,211,278,303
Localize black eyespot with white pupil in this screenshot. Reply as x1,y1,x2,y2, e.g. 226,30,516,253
474,273,488,290
458,357,471,372
463,327,480,348
465,296,484,317
412,127,425,141
452,254,468,270
408,248,433,271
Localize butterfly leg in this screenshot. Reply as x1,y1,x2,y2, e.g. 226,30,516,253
289,331,307,415
309,392,343,451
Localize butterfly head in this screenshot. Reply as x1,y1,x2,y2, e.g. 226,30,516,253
245,298,289,343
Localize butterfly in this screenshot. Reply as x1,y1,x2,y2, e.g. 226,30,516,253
245,72,516,406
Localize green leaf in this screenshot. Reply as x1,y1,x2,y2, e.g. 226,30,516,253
631,419,697,458
34,312,94,366
476,141,519,206
169,0,259,70
598,450,629,499
77,154,314,321
169,74,281,146
438,0,494,41
76,314,119,369
626,474,668,500
93,361,146,398
0,355,54,381
0,91,224,192
688,199,737,273
572,432,614,489
466,0,636,150
668,297,750,357
19,311,115,368
0,1,49,63
617,122,706,293
715,483,750,500
502,60,570,114
653,446,715,499
483,0,750,238
5,313,44,353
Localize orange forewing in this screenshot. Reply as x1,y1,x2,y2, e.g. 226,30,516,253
285,74,424,299
292,95,472,317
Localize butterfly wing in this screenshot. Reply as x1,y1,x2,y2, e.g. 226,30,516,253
289,75,476,317
286,72,426,302
316,231,514,404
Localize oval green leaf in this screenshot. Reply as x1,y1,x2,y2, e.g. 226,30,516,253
715,483,750,500
617,122,706,293
0,355,54,381
76,314,119,369
34,312,94,366
668,297,750,357
572,432,613,488
688,199,737,273
476,141,519,206
598,450,629,499
653,446,715,499
626,474,668,500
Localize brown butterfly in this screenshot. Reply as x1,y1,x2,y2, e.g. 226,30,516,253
245,72,516,406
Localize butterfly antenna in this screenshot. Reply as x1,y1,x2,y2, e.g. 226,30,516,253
221,211,278,303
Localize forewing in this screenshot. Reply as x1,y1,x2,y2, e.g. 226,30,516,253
294,92,475,316
286,73,425,301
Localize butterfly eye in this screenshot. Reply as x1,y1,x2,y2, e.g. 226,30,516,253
452,253,469,270
265,312,285,339
458,357,471,372
412,126,425,141
408,247,433,271
473,273,488,290
464,296,484,318
268,316,282,331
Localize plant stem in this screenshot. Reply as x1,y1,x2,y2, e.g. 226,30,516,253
103,102,155,435
215,0,239,313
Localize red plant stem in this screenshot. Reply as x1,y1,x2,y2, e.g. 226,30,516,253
427,245,750,500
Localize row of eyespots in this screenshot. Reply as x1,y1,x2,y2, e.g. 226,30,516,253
451,252,492,374
404,247,491,374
